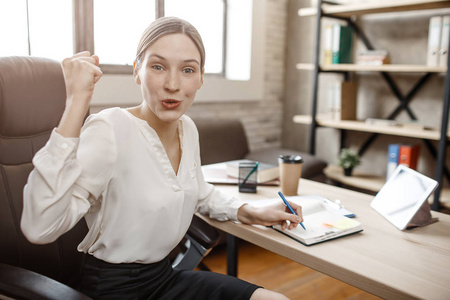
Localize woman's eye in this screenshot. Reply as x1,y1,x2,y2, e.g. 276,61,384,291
152,65,163,71
183,68,195,74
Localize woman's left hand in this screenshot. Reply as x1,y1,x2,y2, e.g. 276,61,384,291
237,201,303,230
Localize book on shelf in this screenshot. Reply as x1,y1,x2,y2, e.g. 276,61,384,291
399,144,421,170
386,144,401,180
326,81,357,120
439,16,449,68
340,81,357,120
247,194,362,246
323,24,334,65
332,24,353,64
225,159,280,183
427,16,443,66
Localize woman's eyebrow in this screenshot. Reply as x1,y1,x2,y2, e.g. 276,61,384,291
183,59,200,65
148,54,166,61
149,54,199,65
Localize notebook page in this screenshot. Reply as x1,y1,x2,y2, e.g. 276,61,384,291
281,210,357,239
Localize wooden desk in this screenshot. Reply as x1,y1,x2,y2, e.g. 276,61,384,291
197,179,450,300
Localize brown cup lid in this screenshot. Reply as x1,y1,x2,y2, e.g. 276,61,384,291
278,155,303,164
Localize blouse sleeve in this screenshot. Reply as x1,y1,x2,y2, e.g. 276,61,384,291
192,134,245,222
196,183,245,222
21,115,117,244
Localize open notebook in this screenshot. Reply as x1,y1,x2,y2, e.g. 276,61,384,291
247,195,363,246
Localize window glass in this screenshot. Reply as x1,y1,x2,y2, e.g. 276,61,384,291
165,0,224,74
226,0,252,80
94,0,155,65
0,0,31,57
28,0,73,60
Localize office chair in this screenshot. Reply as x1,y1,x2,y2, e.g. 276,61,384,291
0,56,219,299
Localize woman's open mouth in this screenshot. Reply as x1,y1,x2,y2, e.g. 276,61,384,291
161,99,181,109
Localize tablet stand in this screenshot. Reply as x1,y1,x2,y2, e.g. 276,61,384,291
406,201,438,229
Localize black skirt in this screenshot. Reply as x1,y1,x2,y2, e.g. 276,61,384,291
78,254,261,300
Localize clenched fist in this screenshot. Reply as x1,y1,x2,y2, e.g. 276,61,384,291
62,51,103,102
56,52,103,138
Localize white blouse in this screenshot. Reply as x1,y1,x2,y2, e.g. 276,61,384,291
21,108,244,264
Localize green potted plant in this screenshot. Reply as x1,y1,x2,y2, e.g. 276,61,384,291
338,148,361,176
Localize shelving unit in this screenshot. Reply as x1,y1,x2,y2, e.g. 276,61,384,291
294,0,450,210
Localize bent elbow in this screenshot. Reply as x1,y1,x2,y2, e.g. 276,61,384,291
20,219,57,245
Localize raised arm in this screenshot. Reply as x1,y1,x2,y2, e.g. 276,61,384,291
21,53,115,244
57,51,103,138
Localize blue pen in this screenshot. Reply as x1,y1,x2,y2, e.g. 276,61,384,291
278,191,306,230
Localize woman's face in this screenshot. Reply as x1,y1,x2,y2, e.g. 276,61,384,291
134,33,204,124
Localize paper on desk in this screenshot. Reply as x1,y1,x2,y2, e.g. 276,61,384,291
274,209,361,243
246,194,356,218
251,195,363,245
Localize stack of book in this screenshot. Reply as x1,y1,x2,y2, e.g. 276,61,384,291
386,144,421,180
201,160,280,185
356,50,390,66
225,159,279,183
427,15,449,67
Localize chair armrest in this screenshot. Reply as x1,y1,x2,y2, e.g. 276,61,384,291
187,215,220,250
0,263,91,300
172,215,220,270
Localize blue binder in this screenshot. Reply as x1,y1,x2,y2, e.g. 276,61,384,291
386,144,401,180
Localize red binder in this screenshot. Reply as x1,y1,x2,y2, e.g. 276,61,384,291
399,144,421,170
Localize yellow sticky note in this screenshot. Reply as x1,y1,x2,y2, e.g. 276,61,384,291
331,218,359,230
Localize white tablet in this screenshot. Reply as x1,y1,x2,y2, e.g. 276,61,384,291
370,165,438,230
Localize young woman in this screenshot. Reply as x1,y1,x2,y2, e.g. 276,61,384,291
21,17,303,300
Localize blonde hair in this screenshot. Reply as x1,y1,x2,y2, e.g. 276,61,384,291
134,17,205,74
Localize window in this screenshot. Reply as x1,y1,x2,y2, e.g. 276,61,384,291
1,0,252,80
93,0,249,78
164,0,225,75
225,0,252,80
0,0,73,60
93,0,155,66
162,0,252,80
1,0,263,102
0,0,28,57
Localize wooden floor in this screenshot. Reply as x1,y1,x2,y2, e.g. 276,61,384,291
201,240,381,300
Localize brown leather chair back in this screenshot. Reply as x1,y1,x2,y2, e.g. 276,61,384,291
0,56,88,287
193,117,250,165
